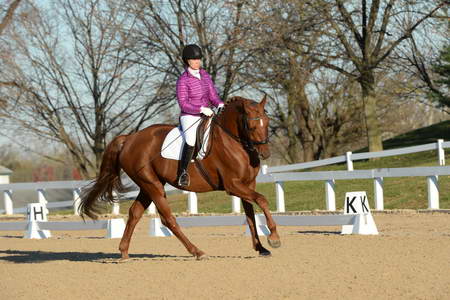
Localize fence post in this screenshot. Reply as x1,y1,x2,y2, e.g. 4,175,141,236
231,196,241,213
261,164,268,174
3,190,13,215
374,177,384,210
188,192,198,214
437,139,445,166
275,181,285,212
111,191,120,215
346,152,353,171
147,202,156,215
112,203,120,215
37,188,49,215
325,180,336,211
427,175,439,209
73,188,81,216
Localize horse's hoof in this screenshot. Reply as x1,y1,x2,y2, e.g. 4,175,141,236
268,238,281,248
259,250,272,257
196,254,209,261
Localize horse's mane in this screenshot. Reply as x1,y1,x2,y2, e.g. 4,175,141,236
225,96,245,106
222,96,257,113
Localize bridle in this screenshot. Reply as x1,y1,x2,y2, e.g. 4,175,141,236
212,111,269,152
242,115,270,146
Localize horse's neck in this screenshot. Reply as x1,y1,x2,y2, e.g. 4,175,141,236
212,109,261,169
217,110,240,138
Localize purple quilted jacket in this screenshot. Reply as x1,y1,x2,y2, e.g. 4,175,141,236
176,68,224,116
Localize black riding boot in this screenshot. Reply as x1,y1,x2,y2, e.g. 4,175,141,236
178,144,195,187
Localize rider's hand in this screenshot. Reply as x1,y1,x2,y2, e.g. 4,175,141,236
217,103,224,113
200,106,214,117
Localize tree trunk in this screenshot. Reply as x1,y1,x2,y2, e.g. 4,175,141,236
285,88,301,163
295,84,317,162
360,71,383,152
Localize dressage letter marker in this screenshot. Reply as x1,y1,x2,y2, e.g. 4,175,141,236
25,203,51,238
341,191,378,235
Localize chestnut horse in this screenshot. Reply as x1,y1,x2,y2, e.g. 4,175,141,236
79,95,281,260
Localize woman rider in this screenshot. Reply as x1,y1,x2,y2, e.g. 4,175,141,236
176,44,224,187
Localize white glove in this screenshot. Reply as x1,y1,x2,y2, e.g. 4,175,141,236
217,103,225,114
200,106,214,117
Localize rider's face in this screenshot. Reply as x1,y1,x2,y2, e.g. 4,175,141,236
188,59,201,70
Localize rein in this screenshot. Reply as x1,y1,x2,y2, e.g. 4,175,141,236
193,105,270,190
211,113,269,152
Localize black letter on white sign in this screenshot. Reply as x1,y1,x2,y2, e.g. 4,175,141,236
360,196,369,212
346,196,357,213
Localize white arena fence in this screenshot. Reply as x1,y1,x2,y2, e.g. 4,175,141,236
0,139,449,216
0,219,126,239
0,202,126,239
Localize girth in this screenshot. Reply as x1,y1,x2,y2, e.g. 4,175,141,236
194,159,219,190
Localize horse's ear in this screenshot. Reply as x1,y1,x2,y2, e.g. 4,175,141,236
260,94,267,107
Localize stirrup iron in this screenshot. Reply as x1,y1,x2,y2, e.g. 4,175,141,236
178,170,190,187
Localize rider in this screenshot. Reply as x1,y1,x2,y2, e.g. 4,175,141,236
176,44,224,187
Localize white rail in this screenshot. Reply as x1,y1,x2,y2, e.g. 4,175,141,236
256,166,450,211
0,219,125,239
268,139,448,173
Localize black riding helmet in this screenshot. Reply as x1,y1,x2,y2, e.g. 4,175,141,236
182,44,203,65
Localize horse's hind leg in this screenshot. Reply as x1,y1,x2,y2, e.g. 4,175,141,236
138,179,207,260
241,200,271,256
119,191,151,260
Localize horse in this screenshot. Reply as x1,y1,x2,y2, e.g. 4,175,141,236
79,95,281,260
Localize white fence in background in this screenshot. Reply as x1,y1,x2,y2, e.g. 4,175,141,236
1,139,449,215
261,139,449,211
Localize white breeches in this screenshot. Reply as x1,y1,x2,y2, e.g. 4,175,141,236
180,115,202,146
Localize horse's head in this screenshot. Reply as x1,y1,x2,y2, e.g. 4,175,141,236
241,95,271,159
217,95,271,160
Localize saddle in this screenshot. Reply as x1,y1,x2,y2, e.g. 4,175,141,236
160,117,213,161
194,117,214,159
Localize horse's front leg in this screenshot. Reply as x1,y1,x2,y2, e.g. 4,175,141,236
227,179,281,249
241,199,271,256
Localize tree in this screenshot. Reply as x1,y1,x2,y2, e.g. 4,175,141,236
124,0,252,101
429,44,450,110
309,0,448,152
388,7,449,115
0,0,22,36
243,0,364,162
0,0,171,177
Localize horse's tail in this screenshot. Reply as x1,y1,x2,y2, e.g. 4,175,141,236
79,135,129,219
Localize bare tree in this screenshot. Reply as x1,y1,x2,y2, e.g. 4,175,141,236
242,0,365,162
309,0,448,152
395,35,450,113
0,0,22,36
0,0,172,177
123,0,252,101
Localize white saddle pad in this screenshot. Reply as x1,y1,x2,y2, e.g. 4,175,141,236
161,119,212,160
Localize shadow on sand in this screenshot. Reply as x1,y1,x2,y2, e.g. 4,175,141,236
0,250,256,264
295,230,341,235
0,250,191,264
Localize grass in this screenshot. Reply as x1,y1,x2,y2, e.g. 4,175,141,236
51,120,450,216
